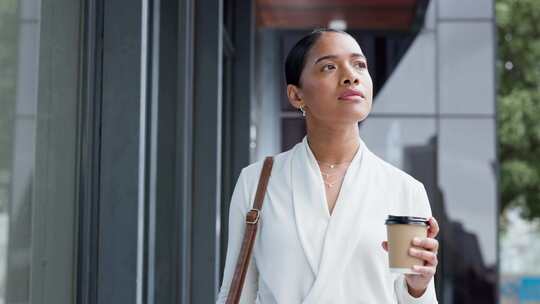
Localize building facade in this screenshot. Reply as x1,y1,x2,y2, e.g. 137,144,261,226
0,0,497,303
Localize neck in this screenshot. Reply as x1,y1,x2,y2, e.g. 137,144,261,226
305,120,360,165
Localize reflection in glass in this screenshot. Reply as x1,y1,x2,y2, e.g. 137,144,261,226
360,117,497,303
0,0,81,302
1,1,25,302
438,118,497,303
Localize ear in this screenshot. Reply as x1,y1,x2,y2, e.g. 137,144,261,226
287,84,303,109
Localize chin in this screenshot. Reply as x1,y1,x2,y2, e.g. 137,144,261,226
349,105,372,122
355,113,370,123
335,111,370,125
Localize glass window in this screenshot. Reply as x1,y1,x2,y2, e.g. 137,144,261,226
359,118,437,172
372,32,436,115
0,0,82,302
439,118,497,266
438,22,495,115
438,0,494,19
438,118,497,303
362,117,498,302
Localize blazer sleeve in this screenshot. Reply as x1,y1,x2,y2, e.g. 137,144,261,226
216,169,259,304
394,182,438,304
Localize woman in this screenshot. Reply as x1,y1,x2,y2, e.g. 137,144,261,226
217,29,439,303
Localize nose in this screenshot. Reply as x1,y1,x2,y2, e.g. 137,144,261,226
340,68,360,86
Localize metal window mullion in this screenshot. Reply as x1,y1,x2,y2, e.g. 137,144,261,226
136,0,163,303
145,0,162,302
177,0,194,302
191,0,223,302
77,0,104,303
136,0,150,301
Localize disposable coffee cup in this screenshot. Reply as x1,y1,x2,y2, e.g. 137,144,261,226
385,215,429,274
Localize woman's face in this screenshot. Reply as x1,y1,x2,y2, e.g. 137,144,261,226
288,32,373,125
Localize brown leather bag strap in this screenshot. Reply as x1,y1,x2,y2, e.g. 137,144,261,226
226,157,274,304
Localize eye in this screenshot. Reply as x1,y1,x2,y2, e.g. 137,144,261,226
354,61,367,69
322,64,336,71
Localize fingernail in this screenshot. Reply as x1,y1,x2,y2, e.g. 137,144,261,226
409,248,417,255
412,237,421,245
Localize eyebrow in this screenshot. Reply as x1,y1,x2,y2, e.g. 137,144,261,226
314,53,366,65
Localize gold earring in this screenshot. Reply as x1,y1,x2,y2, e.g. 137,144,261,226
299,105,306,117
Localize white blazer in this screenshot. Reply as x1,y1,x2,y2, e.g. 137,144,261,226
216,137,438,304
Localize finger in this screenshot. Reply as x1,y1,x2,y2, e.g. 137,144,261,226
412,237,439,252
381,241,388,252
427,217,439,239
412,265,436,277
409,248,438,266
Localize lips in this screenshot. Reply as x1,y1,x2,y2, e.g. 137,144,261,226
338,88,365,100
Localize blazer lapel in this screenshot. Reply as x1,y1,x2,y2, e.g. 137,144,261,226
302,138,375,303
291,137,331,277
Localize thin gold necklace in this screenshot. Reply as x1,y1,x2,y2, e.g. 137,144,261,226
320,170,346,188
317,160,351,169
317,161,350,188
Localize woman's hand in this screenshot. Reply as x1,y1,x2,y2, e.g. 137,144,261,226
381,217,440,298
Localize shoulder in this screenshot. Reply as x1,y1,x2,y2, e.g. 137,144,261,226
366,148,424,192
366,148,432,216
230,148,293,211
233,147,294,211
240,144,297,180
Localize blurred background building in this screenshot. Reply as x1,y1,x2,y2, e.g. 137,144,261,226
0,0,522,303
